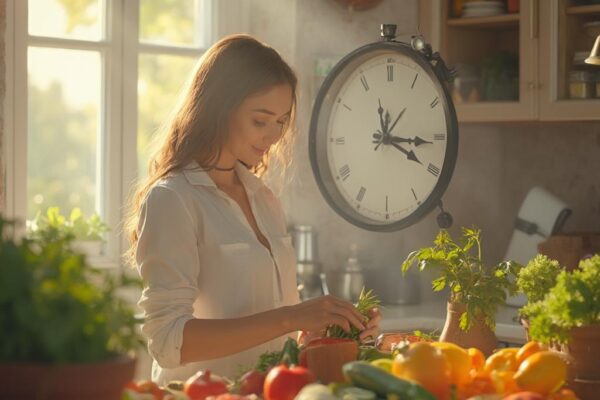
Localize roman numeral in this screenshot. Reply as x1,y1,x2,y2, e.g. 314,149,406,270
343,104,352,111
411,73,418,89
387,65,393,82
356,186,366,202
335,137,345,145
434,133,446,141
411,188,418,201
385,195,388,212
360,75,369,91
427,163,441,177
430,97,439,108
339,164,350,181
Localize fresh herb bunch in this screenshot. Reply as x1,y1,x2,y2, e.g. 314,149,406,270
28,207,109,242
517,254,563,305
402,227,521,331
524,255,600,345
0,216,143,363
326,288,380,341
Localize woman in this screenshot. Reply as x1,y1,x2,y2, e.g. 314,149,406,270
126,34,381,386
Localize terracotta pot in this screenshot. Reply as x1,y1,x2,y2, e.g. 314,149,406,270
568,325,600,381
303,340,359,384
439,302,497,357
0,356,136,400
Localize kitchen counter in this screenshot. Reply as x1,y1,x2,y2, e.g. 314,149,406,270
380,300,527,346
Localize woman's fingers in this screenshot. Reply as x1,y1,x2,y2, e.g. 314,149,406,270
332,296,366,323
359,327,378,342
331,305,365,331
366,308,381,328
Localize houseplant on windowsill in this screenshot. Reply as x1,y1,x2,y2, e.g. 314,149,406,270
522,255,600,399
0,215,143,399
402,228,521,356
28,207,109,257
515,254,563,340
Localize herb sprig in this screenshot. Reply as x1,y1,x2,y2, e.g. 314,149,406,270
326,288,381,342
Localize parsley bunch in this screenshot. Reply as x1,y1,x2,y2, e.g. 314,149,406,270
402,227,521,331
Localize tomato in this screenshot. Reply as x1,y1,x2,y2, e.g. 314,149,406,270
468,347,486,372
263,364,316,400
513,351,567,396
238,370,266,396
485,348,519,373
184,370,229,400
127,380,164,400
548,388,579,400
392,342,451,400
432,342,471,388
516,342,545,366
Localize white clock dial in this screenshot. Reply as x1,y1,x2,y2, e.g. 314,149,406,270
326,53,448,223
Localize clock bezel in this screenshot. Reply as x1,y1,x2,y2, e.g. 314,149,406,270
309,40,459,232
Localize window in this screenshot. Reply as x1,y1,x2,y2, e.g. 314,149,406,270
4,0,247,266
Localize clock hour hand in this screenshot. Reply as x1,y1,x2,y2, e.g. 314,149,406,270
391,142,422,164
377,99,386,134
390,135,433,146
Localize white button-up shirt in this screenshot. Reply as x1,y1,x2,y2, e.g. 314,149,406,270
135,161,300,385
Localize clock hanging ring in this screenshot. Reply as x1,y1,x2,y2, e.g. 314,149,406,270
309,24,459,232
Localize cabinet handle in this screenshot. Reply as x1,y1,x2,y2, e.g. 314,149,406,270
530,0,539,39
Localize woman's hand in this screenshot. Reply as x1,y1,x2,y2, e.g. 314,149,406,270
359,307,381,342
289,295,366,334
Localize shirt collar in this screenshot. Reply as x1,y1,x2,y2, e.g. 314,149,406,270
182,160,266,195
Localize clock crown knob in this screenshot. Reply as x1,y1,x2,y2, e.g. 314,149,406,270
380,24,397,41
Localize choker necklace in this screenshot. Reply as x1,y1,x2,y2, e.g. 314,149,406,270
213,165,236,172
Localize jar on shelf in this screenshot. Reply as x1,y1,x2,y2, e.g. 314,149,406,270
569,70,595,99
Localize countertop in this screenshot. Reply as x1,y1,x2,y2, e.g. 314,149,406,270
379,300,527,345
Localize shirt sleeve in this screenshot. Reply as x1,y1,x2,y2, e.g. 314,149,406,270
135,185,200,369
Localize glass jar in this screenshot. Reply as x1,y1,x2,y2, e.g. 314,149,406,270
569,70,594,99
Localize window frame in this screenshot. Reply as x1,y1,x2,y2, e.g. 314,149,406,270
3,0,248,267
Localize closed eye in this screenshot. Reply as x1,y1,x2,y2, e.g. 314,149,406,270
253,120,267,127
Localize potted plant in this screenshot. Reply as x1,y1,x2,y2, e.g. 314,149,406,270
522,255,600,399
515,254,563,339
28,207,109,257
402,228,520,356
0,215,142,399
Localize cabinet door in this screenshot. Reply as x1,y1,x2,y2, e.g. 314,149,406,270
539,0,600,120
420,0,538,122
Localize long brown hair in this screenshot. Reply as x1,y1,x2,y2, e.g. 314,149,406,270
124,34,298,266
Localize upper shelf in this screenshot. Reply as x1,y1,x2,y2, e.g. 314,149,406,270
566,4,600,15
447,13,520,29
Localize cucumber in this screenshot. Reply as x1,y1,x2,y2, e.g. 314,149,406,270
342,362,436,400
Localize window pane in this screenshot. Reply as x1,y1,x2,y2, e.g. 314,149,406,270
139,0,209,47
28,0,104,41
137,54,197,176
27,47,102,220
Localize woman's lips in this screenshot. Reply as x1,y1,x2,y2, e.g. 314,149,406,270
253,146,267,156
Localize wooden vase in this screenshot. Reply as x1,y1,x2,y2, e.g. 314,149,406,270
439,302,497,357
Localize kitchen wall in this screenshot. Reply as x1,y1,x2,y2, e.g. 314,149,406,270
0,0,5,212
249,0,600,299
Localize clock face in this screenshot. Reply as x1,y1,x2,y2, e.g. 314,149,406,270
310,42,458,231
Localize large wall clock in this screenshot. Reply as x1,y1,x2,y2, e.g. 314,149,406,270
309,24,459,232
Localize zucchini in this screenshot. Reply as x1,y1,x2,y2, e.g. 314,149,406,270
342,362,436,400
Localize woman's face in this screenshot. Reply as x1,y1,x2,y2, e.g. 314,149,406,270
223,83,293,167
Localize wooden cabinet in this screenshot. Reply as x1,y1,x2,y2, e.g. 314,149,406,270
419,0,600,122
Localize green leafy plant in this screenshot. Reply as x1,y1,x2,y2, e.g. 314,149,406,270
326,288,381,341
524,255,600,345
0,215,143,363
402,227,521,331
517,254,563,307
29,207,109,242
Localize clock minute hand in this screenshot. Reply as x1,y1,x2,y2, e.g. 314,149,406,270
387,107,407,134
390,135,433,146
377,99,386,134
391,142,422,164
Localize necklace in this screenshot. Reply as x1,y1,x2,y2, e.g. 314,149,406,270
213,165,236,171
